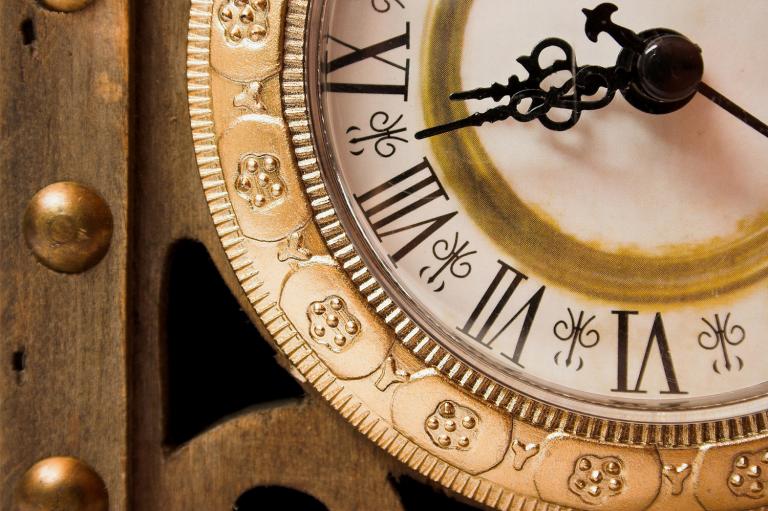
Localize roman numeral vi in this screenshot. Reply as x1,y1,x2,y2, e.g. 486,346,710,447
612,311,687,395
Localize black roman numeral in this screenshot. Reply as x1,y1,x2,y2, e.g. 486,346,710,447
458,260,546,368
612,311,687,395
323,23,410,100
354,157,456,263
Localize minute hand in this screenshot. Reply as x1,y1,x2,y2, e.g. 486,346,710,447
415,38,628,140
696,82,768,139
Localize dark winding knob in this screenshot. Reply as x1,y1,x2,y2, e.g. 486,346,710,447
638,34,704,102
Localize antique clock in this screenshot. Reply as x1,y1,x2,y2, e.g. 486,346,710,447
184,0,768,509
4,0,768,510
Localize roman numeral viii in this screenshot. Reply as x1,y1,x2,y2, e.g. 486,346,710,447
354,157,456,264
323,23,410,100
458,260,546,368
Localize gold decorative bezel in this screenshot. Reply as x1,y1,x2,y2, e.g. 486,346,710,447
187,0,768,508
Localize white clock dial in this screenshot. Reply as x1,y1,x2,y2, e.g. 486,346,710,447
310,0,768,422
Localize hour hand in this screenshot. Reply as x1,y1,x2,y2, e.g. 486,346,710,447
415,86,579,141
415,38,623,140
448,77,525,103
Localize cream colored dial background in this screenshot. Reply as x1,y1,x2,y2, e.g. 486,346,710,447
319,0,768,422
464,0,768,252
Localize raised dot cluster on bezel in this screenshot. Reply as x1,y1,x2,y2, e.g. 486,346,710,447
218,0,270,44
568,455,625,505
425,401,479,451
728,449,768,499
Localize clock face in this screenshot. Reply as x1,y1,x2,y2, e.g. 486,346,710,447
309,0,768,422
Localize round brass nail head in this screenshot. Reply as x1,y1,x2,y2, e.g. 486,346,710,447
39,0,94,12
14,457,109,511
24,182,113,273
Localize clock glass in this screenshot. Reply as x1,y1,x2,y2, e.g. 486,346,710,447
308,0,768,423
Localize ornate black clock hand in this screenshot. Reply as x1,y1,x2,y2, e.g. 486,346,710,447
582,3,644,51
415,38,629,139
416,3,768,140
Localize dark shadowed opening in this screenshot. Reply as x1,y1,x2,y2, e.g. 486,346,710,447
163,239,304,447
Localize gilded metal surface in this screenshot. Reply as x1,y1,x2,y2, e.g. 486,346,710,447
23,181,113,274
185,0,768,509
13,457,108,511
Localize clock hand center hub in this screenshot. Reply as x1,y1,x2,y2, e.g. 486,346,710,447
636,33,704,103
616,28,704,114
585,4,705,113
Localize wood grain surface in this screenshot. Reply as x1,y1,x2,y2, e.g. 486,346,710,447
0,0,129,509
130,1,405,508
1,1,452,509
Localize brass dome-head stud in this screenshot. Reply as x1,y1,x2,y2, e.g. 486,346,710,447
24,182,113,274
14,456,109,511
39,0,94,12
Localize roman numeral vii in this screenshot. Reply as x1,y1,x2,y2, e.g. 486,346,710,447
459,260,546,368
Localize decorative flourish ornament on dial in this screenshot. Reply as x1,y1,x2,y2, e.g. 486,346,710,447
314,0,768,422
